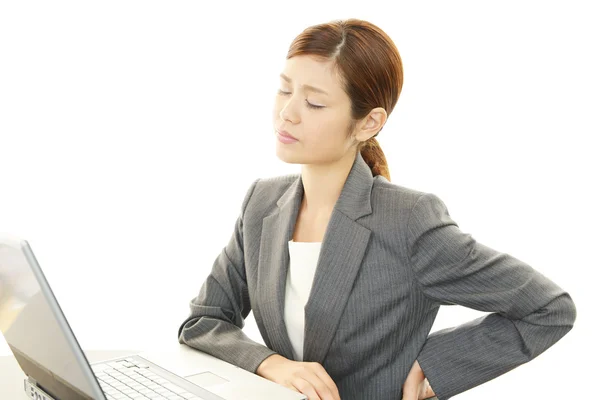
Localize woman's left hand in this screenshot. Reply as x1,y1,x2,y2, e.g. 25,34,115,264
401,359,436,400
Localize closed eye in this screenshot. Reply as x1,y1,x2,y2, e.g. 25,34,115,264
277,89,325,110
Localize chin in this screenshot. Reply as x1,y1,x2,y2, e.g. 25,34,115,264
275,146,304,165
275,152,299,164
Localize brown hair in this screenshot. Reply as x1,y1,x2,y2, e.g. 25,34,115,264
286,18,404,182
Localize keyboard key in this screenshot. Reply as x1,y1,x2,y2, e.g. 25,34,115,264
92,362,195,400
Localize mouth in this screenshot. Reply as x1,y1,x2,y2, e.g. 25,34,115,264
276,129,298,140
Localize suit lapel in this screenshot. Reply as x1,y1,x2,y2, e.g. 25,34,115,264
302,209,372,364
256,177,303,360
257,152,374,363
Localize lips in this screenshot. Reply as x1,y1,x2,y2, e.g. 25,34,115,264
277,129,298,140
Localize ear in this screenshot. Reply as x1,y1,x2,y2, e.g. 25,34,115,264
355,107,387,142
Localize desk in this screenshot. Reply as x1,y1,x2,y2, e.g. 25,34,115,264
2,351,440,400
0,350,138,399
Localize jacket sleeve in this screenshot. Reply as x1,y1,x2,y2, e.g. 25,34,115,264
406,193,577,400
177,178,278,373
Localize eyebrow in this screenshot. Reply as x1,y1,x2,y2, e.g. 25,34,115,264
280,73,329,95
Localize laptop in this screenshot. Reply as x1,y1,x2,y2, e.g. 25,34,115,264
0,234,307,400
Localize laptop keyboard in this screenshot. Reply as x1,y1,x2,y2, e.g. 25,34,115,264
92,357,206,400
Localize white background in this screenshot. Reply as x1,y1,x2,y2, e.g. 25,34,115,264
1,1,598,398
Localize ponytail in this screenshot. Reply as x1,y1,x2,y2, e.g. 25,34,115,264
359,136,390,182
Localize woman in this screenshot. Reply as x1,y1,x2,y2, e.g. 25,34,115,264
178,19,576,400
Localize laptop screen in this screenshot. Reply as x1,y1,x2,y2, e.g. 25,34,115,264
0,237,104,399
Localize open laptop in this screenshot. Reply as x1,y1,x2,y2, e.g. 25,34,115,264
0,234,307,400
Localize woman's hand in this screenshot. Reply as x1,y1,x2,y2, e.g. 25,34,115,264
402,359,436,400
256,354,341,400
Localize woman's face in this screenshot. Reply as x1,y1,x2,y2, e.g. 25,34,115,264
272,55,358,165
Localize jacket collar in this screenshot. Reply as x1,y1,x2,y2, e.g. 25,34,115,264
275,150,374,220
257,151,374,363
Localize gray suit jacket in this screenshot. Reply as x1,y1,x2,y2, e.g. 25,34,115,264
178,151,576,400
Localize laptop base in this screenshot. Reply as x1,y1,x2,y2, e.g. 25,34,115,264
24,376,58,400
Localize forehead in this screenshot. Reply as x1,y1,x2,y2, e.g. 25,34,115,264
281,55,345,94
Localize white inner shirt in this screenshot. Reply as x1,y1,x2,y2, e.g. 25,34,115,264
283,239,322,361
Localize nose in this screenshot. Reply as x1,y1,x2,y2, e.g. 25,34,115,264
278,95,300,124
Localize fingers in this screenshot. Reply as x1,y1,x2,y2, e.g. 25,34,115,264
309,362,341,400
402,374,419,400
296,368,338,400
292,377,322,400
403,359,427,400
283,383,300,393
259,357,340,400
423,378,436,399
287,363,339,400
402,386,418,400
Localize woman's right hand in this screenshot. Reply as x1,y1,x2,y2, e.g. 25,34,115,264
256,354,341,400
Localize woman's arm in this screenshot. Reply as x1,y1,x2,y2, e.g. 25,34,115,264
177,178,278,373
405,193,576,400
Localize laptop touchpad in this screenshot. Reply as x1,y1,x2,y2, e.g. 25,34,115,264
185,371,229,387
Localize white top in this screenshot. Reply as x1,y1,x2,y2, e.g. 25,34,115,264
283,239,322,361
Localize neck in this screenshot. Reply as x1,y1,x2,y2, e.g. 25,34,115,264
299,150,357,218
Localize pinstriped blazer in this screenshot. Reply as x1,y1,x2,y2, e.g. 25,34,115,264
177,151,576,400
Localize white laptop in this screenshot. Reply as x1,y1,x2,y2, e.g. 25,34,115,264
0,234,306,400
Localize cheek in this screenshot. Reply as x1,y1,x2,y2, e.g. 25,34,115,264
315,114,345,136
319,117,352,145
308,120,346,146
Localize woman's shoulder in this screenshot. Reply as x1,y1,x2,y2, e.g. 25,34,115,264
371,177,455,229
372,175,433,207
